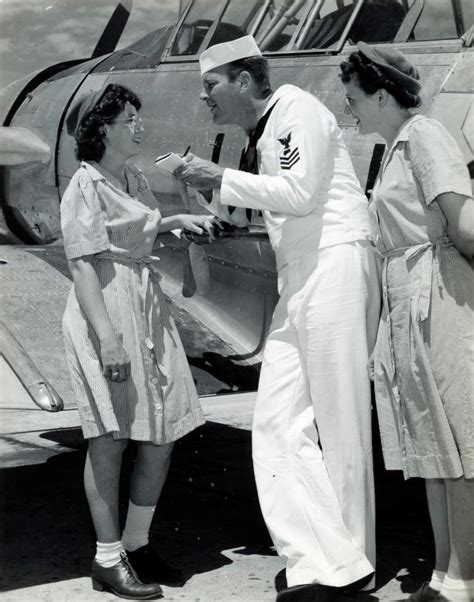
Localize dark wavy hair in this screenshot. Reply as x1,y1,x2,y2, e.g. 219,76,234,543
339,52,421,109
225,56,272,99
74,84,142,162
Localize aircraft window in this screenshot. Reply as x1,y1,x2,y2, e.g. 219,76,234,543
214,0,265,35
169,0,471,58
344,1,406,45
251,0,404,51
295,0,408,49
296,0,360,50
169,0,358,54
171,0,244,56
253,0,311,51
410,0,472,41
351,0,472,45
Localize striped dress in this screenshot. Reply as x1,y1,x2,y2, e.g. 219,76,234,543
370,115,473,479
61,161,204,443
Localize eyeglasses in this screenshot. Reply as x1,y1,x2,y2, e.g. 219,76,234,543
112,115,143,130
345,96,355,108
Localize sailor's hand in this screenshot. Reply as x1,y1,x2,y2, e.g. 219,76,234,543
100,334,131,382
174,153,224,190
180,214,222,241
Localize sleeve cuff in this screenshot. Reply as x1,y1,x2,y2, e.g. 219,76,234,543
64,238,110,259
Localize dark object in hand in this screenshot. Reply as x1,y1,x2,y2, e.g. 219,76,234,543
182,221,236,243
182,223,269,244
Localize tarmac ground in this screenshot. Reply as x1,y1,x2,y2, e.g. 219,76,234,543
0,366,436,602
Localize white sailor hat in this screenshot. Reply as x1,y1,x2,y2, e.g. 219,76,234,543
199,35,262,75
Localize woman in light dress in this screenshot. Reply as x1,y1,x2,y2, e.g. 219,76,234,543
61,83,214,599
340,43,474,602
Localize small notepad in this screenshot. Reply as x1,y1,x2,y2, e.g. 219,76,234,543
154,152,185,173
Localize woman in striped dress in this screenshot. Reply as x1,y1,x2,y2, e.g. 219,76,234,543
61,84,213,599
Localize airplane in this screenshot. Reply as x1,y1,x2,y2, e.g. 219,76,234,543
0,0,472,411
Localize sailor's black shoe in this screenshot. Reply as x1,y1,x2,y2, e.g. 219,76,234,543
276,583,339,601
342,571,375,593
275,571,375,601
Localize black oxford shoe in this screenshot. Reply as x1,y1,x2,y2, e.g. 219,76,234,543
407,583,449,601
91,552,163,599
127,544,186,587
276,583,339,602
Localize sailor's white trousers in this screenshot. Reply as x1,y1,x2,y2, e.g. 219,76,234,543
252,241,381,587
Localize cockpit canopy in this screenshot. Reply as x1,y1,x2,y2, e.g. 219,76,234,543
170,0,472,57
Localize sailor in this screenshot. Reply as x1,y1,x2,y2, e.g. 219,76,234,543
175,35,381,601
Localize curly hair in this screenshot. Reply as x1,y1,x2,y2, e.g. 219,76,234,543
340,52,421,109
74,84,142,162
225,56,272,99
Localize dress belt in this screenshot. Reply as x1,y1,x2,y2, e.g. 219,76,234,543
380,238,453,322
95,252,162,353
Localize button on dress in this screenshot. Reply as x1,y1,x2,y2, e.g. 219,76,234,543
61,161,204,443
370,115,473,479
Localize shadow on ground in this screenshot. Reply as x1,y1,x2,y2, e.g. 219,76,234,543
188,351,261,393
0,419,433,598
0,422,272,594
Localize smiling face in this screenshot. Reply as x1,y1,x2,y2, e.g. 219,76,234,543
343,77,381,136
105,101,143,158
200,67,243,126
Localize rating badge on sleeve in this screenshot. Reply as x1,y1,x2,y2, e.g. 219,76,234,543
278,132,300,170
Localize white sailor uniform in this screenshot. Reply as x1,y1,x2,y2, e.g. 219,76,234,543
217,84,381,587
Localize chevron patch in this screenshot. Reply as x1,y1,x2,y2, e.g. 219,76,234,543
278,131,300,170
280,146,300,170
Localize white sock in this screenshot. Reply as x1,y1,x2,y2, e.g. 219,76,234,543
429,570,446,592
122,500,156,552
95,541,124,568
439,575,474,602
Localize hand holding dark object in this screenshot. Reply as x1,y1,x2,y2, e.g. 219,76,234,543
100,333,131,382
181,221,258,244
181,228,216,243
174,153,224,190
179,214,222,241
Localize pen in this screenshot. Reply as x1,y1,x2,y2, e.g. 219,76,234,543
182,145,191,157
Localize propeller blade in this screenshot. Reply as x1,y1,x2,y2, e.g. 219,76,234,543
91,0,133,58
0,126,51,166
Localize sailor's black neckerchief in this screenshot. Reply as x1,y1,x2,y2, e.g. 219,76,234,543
229,100,279,220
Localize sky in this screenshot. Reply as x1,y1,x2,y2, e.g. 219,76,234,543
0,0,181,90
